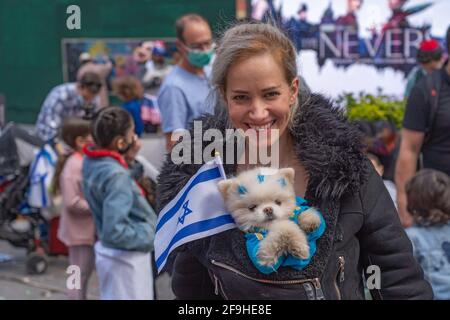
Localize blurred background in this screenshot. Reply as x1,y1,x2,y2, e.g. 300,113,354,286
0,0,448,300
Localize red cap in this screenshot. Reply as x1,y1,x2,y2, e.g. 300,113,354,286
419,39,440,52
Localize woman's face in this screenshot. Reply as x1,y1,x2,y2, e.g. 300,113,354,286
224,53,298,147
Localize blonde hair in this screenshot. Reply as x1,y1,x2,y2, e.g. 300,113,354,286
211,21,307,127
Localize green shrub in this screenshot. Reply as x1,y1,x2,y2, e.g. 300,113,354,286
337,91,406,129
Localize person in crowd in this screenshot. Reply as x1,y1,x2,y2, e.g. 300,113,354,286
142,41,173,95
51,117,95,300
396,27,450,228
134,42,153,82
367,153,397,208
157,22,432,300
82,107,157,300
405,169,450,300
167,44,182,65
35,72,102,142
404,39,444,99
121,128,160,298
118,43,150,80
112,76,145,137
77,52,113,108
158,14,214,150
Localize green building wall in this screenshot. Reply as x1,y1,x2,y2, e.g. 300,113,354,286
0,0,235,123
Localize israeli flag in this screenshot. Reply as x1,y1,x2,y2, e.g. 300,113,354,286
154,155,236,273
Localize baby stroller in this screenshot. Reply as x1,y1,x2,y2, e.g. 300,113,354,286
0,123,65,274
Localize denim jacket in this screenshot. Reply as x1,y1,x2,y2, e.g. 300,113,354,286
82,147,156,252
406,223,450,299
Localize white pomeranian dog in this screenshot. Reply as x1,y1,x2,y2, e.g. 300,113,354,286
218,167,322,267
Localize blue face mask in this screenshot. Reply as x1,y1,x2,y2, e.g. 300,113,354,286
186,47,214,68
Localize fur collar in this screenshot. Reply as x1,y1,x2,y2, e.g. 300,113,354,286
156,93,369,280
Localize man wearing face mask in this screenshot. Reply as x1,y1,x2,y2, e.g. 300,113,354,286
157,14,214,150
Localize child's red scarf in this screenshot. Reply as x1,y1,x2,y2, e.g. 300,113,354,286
83,145,145,196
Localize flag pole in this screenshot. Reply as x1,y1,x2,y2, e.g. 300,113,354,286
214,151,227,179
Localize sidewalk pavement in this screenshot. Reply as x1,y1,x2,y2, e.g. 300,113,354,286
0,240,175,300
0,127,172,300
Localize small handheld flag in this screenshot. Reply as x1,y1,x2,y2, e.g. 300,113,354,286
154,154,236,273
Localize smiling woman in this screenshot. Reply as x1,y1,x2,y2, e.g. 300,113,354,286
224,53,296,147
156,21,433,300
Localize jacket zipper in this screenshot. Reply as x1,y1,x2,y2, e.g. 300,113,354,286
211,259,325,300
334,256,345,300
213,273,229,300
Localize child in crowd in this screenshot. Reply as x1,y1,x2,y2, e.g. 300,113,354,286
51,118,95,300
113,76,161,136
113,76,145,136
81,106,157,300
405,169,450,300
367,153,397,208
121,131,159,297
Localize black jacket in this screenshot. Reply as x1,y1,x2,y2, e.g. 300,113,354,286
156,94,433,300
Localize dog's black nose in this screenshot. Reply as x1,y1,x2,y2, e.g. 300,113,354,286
263,207,274,218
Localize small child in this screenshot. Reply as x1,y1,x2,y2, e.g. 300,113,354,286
51,118,95,300
113,76,145,136
82,106,157,300
405,169,450,300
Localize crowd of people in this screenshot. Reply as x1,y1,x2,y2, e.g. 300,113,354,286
28,11,450,300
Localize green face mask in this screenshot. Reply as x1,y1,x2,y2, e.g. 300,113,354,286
187,48,214,68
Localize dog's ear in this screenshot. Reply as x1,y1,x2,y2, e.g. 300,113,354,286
279,168,295,185
217,179,235,200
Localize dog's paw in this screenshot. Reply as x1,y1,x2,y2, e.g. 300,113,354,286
257,250,279,267
257,241,281,266
289,242,310,260
298,209,321,233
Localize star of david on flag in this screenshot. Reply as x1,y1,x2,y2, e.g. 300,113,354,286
154,154,236,273
178,201,192,225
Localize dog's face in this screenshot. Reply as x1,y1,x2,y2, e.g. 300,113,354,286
218,167,296,231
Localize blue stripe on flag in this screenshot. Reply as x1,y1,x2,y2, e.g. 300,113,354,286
156,167,221,232
156,214,234,270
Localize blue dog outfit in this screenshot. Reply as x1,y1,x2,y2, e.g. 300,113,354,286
245,196,326,274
